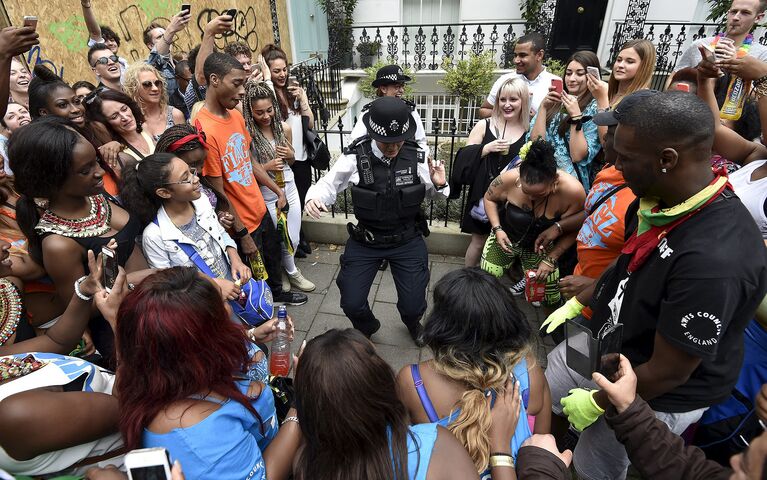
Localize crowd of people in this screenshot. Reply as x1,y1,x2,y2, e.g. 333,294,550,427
1,0,767,479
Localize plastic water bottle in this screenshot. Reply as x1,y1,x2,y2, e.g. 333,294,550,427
269,306,291,376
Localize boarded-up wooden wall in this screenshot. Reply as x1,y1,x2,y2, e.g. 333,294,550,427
2,0,292,82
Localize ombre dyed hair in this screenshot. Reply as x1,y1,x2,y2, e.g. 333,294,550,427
114,267,261,449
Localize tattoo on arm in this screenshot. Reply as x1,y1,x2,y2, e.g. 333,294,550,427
486,175,503,198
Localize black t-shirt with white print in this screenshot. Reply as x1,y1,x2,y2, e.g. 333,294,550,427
589,190,767,413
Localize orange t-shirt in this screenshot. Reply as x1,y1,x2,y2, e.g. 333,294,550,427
197,107,265,233
574,166,636,319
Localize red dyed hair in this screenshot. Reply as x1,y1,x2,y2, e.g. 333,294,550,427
114,266,260,449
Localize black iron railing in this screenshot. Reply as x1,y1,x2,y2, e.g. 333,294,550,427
608,21,767,90
337,22,528,70
308,116,471,227
292,58,345,127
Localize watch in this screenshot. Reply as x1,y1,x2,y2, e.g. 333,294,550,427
434,182,447,190
491,225,504,234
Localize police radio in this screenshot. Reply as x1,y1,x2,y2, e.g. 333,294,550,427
358,154,375,185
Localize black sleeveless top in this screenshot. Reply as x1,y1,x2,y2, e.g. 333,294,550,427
502,195,560,250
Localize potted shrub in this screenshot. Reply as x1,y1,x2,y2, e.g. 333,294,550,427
439,53,496,127
318,0,358,68
356,41,381,68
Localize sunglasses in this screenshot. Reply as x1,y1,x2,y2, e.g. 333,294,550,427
163,167,198,186
92,55,119,67
141,80,163,90
83,86,108,105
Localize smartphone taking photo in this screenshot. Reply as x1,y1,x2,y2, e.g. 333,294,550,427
586,66,600,78
551,78,563,94
101,246,118,293
181,3,191,15
125,447,172,480
22,16,38,30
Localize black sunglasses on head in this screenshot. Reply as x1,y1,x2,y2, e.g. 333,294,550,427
84,86,108,105
92,55,119,67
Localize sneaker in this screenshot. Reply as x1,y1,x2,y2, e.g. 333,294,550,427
531,301,541,308
362,318,382,339
288,269,316,292
294,249,307,259
280,269,291,293
510,278,525,296
273,291,308,306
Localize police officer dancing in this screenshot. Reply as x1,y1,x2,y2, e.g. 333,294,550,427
305,96,448,345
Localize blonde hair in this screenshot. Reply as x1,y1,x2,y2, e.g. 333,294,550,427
189,101,205,122
492,77,530,134
432,347,529,472
608,39,656,107
122,62,169,114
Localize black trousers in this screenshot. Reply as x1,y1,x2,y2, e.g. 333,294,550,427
239,213,284,296
292,160,312,210
336,235,429,335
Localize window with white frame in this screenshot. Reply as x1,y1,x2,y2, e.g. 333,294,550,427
402,0,460,25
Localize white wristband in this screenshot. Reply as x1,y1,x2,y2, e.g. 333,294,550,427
74,276,93,301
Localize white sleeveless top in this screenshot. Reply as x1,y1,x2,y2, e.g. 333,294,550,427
0,353,124,476
730,159,767,239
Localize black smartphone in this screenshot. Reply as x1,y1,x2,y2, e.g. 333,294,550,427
181,4,191,15
598,324,623,380
565,320,595,379
101,246,118,293
226,8,237,18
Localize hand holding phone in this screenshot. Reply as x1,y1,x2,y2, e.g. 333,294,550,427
288,75,299,87
586,66,600,78
181,4,191,15
551,78,563,94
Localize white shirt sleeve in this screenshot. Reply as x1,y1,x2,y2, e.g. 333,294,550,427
305,152,360,207
141,226,174,270
349,113,366,143
411,110,430,155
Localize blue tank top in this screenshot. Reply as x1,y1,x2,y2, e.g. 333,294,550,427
388,423,438,480
142,345,277,480
411,359,533,478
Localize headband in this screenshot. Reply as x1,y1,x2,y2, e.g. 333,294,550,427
167,120,209,153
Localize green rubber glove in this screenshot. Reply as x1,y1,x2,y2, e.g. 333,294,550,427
560,388,605,432
540,296,584,334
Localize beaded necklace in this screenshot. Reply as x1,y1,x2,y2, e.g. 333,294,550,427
0,279,22,346
35,194,112,238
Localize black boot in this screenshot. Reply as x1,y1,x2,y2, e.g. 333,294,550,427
407,322,424,347
298,238,312,255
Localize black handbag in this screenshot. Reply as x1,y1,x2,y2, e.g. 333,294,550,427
268,375,295,423
302,115,331,170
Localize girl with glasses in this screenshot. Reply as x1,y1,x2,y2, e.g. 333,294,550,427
120,152,252,303
123,63,185,141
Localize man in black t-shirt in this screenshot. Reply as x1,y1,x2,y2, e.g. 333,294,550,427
543,91,767,480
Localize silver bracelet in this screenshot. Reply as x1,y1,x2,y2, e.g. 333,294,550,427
74,276,93,301
282,415,299,425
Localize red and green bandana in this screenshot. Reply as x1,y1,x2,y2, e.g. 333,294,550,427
622,173,730,273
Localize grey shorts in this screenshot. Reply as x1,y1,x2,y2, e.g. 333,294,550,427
545,342,706,480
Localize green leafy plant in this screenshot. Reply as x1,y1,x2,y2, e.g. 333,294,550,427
520,0,546,30
545,58,566,78
317,0,359,67
358,60,415,99
705,0,729,23
356,41,381,56
438,53,497,101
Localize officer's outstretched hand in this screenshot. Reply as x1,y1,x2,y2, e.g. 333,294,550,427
429,158,446,187
305,198,329,219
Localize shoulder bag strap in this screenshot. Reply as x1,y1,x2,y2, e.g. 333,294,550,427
152,216,216,277
411,364,440,423
587,183,628,215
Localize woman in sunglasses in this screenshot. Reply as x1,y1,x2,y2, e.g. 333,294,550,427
123,63,185,141
84,87,155,163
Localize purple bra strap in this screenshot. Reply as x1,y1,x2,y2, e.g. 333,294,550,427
411,363,440,423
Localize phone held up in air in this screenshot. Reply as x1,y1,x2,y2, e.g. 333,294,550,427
226,8,237,18
551,78,563,94
101,246,118,294
181,3,191,15
288,75,299,87
22,16,38,30
586,66,600,79
124,447,173,480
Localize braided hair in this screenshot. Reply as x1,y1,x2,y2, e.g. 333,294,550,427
154,124,229,212
242,80,287,166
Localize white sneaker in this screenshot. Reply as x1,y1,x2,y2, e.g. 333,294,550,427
281,269,291,292
289,269,316,292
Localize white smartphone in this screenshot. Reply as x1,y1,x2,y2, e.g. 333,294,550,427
124,447,172,480
101,246,118,294
586,66,600,78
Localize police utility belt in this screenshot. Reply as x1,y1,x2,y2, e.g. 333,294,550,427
345,135,429,246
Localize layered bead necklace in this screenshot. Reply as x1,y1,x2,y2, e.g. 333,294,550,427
35,194,112,238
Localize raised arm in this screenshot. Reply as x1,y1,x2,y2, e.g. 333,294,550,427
80,0,102,42
195,15,233,86
0,27,39,117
